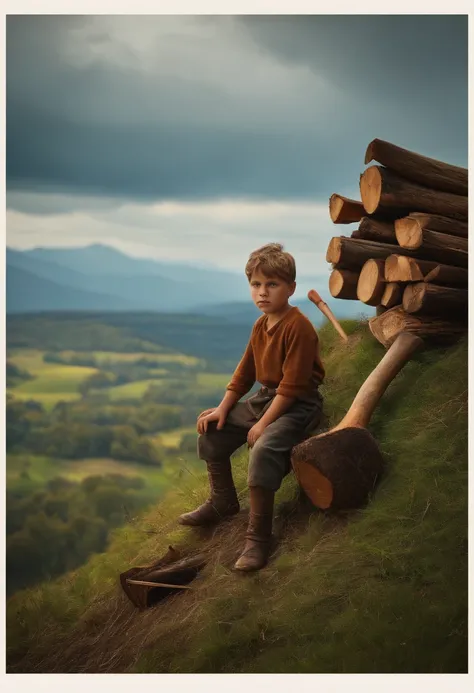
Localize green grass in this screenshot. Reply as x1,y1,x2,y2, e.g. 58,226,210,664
6,323,468,673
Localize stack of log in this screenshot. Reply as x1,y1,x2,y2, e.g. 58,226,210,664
326,139,468,348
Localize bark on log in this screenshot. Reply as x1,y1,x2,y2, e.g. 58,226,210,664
357,259,386,306
359,165,468,221
329,269,360,300
368,306,466,349
395,220,468,267
381,282,403,309
423,264,469,288
364,138,468,196
403,283,468,319
404,212,468,239
351,217,397,244
329,194,367,224
327,236,421,271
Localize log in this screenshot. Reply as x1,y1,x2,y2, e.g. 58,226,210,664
364,138,468,196
381,283,402,309
357,259,386,306
368,306,466,349
292,332,423,510
329,269,360,300
395,220,468,267
327,236,422,272
423,264,468,288
404,212,468,239
351,217,397,244
384,255,461,283
329,194,367,224
376,305,387,316
403,283,468,319
359,166,468,221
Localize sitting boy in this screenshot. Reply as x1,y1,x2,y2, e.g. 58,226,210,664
179,243,325,572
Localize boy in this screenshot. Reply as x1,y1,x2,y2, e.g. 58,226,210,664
179,243,325,571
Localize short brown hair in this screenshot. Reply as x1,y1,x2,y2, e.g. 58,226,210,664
245,243,296,283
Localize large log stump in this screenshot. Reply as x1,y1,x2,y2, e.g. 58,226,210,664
292,333,423,510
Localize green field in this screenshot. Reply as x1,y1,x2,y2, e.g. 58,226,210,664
7,349,216,409
105,379,160,401
91,350,201,366
154,426,198,449
196,372,232,389
7,453,190,496
7,350,97,409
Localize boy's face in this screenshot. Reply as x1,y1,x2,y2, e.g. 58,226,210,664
249,270,296,315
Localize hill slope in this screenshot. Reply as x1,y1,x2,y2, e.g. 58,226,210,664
6,323,468,673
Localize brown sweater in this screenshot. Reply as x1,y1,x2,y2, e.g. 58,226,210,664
226,306,325,400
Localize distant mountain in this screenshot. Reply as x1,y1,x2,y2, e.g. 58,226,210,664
6,244,374,317
6,265,138,313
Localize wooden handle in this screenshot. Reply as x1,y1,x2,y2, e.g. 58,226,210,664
308,289,349,342
334,331,423,430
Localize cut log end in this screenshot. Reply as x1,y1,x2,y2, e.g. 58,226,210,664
381,282,402,309
360,166,383,214
326,236,343,264
395,217,423,249
329,269,359,300
357,258,385,306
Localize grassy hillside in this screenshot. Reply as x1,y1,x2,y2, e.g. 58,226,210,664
6,322,467,673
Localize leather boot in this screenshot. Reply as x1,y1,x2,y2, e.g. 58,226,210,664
178,458,240,526
234,486,274,571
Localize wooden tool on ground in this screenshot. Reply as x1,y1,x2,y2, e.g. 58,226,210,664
308,289,349,342
291,331,423,510
120,546,207,609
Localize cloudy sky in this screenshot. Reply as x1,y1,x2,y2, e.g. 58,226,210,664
6,14,468,276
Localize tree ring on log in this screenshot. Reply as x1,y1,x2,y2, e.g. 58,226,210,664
359,166,382,214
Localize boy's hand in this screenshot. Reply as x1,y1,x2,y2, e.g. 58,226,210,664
247,421,266,447
197,406,227,434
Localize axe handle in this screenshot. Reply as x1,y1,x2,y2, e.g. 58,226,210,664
308,289,349,342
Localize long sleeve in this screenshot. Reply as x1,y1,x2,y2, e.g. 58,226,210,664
276,320,322,398
226,338,256,397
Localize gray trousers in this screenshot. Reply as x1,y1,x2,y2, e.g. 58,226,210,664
197,387,323,492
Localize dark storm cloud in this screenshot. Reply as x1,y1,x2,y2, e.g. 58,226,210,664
6,15,468,211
